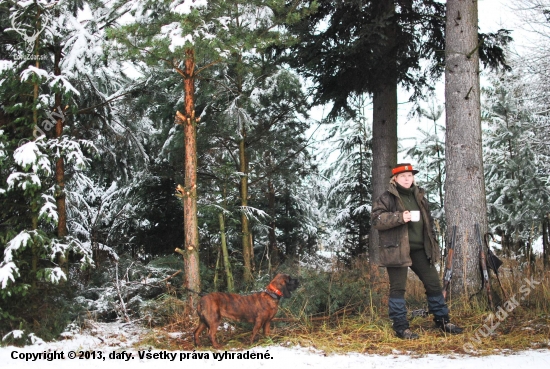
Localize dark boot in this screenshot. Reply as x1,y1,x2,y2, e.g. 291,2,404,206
434,316,463,334
389,297,419,340
395,328,419,340
427,294,462,333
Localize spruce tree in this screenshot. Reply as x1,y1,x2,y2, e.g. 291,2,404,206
324,94,372,262
0,0,100,338
483,72,550,261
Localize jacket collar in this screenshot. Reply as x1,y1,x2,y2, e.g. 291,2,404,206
388,183,424,198
396,183,415,195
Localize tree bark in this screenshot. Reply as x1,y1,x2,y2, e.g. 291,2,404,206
31,10,42,290
357,130,368,257
267,178,279,271
369,0,398,266
176,48,201,307
52,9,67,240
53,40,69,279
239,130,253,283
444,0,487,299
219,212,234,292
231,47,254,284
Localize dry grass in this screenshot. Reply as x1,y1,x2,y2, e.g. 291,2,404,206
137,258,550,355
266,304,549,356
137,307,549,355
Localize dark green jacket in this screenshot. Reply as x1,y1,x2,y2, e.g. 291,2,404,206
371,183,439,267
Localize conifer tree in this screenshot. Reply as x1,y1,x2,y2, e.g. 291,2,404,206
0,1,99,335
324,94,372,262
107,0,216,301
405,101,445,218
483,72,550,261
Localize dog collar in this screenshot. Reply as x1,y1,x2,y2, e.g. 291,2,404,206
265,283,283,299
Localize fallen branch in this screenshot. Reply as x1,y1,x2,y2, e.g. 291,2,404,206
115,262,131,323
161,270,182,283
124,261,135,282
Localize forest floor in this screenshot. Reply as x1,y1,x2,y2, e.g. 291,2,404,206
1,316,549,369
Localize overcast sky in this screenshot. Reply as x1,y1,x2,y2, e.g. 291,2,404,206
479,0,515,33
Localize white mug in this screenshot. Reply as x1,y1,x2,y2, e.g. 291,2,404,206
410,210,420,222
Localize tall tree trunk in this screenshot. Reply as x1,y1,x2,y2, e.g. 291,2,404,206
239,130,253,283
213,243,221,290
369,0,398,266
233,47,253,284
30,11,42,290
267,178,279,271
219,212,234,292
175,48,201,307
54,41,69,278
434,119,445,210
370,86,398,265
358,130,368,257
444,0,486,299
218,183,234,292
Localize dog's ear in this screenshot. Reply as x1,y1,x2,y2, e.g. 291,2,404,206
287,276,299,292
281,282,291,298
281,275,297,298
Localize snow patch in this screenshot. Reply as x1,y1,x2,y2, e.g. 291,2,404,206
0,326,550,369
0,262,18,289
2,330,24,342
0,60,14,73
3,231,34,263
20,65,49,82
159,22,193,51
13,141,45,171
171,0,208,15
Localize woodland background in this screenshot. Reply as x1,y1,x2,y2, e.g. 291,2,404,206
0,0,549,346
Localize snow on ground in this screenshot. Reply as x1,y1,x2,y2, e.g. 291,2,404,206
1,322,549,369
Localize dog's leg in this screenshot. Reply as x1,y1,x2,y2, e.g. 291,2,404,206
208,329,221,349
193,319,207,347
206,319,222,349
249,318,264,345
262,321,271,336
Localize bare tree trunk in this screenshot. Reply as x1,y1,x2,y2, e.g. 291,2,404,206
433,115,445,211
53,40,69,279
369,0,398,266
54,106,66,238
213,243,221,291
267,178,279,272
239,132,253,283
175,48,201,307
219,212,234,292
31,11,42,290
444,0,486,298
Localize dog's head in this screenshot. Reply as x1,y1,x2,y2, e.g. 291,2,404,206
268,273,300,298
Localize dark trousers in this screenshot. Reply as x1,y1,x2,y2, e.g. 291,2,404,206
387,248,442,298
386,249,449,331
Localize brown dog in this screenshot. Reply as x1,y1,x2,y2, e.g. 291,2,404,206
193,273,299,349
